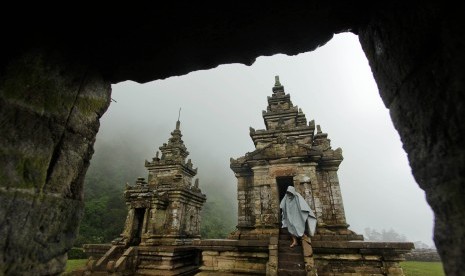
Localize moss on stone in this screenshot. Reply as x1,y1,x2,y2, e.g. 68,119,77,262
15,155,49,190
75,95,109,117
0,169,7,188
0,188,84,275
0,53,80,116
0,147,49,189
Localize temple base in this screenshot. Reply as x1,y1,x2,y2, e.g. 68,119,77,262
82,244,201,275
82,237,413,276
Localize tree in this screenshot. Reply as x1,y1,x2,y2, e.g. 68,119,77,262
201,200,236,238
74,137,146,246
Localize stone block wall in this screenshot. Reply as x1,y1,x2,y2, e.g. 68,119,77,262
313,241,413,276
193,239,269,275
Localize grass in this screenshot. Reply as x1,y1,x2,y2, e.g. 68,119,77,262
402,261,445,276
64,259,87,274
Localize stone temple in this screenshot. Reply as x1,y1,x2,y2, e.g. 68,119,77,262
82,77,413,275
229,76,358,241
83,120,207,275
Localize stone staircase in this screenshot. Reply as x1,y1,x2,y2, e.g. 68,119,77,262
78,245,134,275
278,228,306,276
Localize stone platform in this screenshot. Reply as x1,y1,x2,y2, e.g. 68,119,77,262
312,240,414,275
82,238,413,275
193,239,270,275
82,244,202,275
191,238,413,276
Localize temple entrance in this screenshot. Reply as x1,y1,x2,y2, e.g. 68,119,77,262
277,176,294,204
130,208,146,246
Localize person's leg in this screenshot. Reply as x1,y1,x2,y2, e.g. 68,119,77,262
290,235,298,247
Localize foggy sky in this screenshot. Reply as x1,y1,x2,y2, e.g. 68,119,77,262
96,33,435,246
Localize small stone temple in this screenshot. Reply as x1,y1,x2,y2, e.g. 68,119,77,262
83,120,206,275
83,77,413,276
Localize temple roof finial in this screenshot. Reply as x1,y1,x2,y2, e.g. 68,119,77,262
176,108,181,130
272,75,284,93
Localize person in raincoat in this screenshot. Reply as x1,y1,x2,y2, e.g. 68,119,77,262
280,186,317,247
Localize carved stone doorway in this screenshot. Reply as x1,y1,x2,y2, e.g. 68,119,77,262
130,208,146,246
277,176,294,206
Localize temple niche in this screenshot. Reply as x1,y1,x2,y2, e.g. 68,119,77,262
230,76,360,241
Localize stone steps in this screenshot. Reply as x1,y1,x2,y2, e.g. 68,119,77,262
278,251,303,262
277,268,307,276
278,228,306,275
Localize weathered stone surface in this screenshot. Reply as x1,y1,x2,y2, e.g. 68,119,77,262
312,241,413,276
194,239,269,275
0,51,111,275
358,4,465,275
0,189,82,275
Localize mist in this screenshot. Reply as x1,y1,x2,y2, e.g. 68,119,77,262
92,32,435,246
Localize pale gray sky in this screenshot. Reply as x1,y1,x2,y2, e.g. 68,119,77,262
98,32,435,246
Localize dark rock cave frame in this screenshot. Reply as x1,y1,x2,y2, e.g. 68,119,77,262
0,3,464,275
